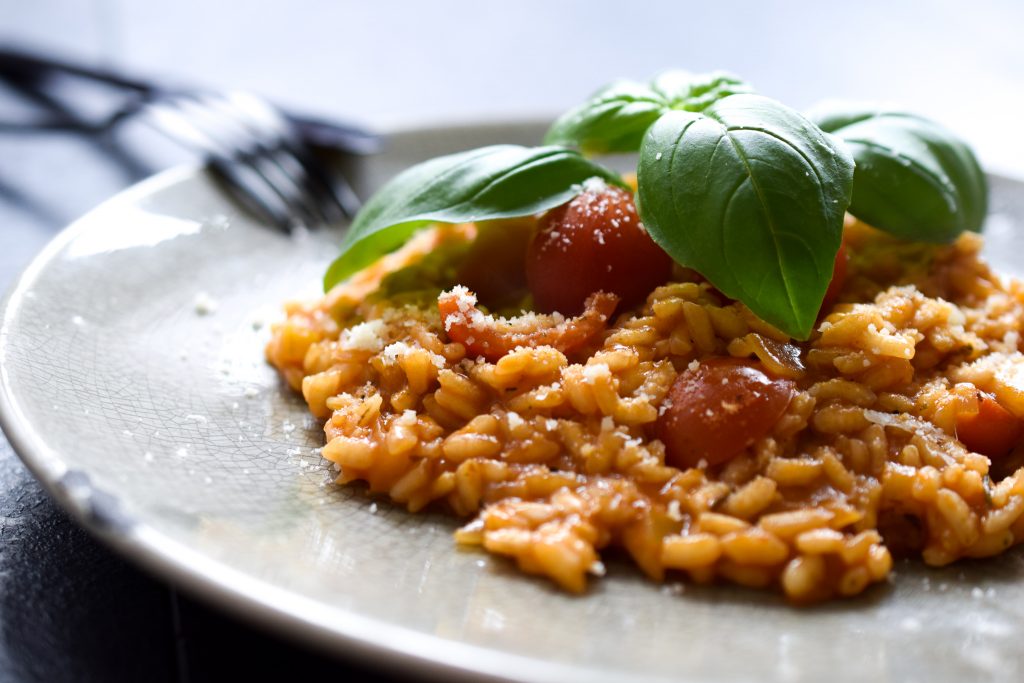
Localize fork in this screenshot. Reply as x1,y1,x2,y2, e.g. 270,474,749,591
142,90,362,229
0,46,376,230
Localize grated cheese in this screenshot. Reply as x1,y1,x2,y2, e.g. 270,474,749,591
342,319,387,352
580,176,609,194
382,341,445,368
582,363,611,383
194,291,218,315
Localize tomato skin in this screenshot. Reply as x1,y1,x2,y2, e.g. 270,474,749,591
526,185,673,316
456,218,533,309
656,358,796,469
956,392,1023,458
819,244,848,315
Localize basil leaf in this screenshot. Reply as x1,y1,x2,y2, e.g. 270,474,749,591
544,81,669,155
324,145,623,290
651,70,753,112
637,94,854,340
544,71,752,155
812,104,987,241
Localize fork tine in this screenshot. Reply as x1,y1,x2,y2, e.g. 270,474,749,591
225,91,361,221
146,96,309,228
174,95,322,227
212,159,296,229
200,93,335,225
303,151,362,219
142,90,363,230
143,101,296,229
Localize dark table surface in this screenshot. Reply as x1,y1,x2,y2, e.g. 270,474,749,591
2,2,1024,681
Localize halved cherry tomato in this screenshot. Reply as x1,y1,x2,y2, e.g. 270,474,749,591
655,358,796,469
819,244,848,316
956,392,1023,458
526,184,673,315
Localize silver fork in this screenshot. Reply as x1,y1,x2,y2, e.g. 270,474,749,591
142,90,362,229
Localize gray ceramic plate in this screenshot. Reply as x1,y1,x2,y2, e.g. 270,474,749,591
2,120,1024,683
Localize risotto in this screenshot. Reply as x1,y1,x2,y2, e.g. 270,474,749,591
267,209,1024,603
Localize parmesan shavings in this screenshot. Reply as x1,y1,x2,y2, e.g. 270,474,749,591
341,319,387,352
578,176,609,194
382,341,445,368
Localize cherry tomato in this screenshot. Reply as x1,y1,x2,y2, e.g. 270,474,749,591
526,184,673,315
457,218,533,309
956,392,1023,458
655,358,796,469
819,244,848,316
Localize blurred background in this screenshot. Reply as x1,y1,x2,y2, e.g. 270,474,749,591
1,1,1022,680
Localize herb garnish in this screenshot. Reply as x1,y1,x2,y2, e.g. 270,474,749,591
544,71,752,155
323,71,988,340
637,95,853,338
323,145,624,289
810,104,988,241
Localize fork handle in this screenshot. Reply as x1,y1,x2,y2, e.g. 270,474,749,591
0,46,154,93
0,46,382,155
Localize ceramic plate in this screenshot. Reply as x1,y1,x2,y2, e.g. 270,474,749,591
2,121,1024,683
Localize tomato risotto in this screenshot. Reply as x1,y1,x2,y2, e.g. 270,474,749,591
267,201,1024,602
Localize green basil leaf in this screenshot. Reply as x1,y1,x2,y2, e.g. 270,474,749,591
812,104,987,241
324,145,623,291
544,71,752,155
543,80,669,155
637,94,854,340
651,70,753,112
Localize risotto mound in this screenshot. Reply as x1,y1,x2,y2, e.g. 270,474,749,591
267,216,1024,603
